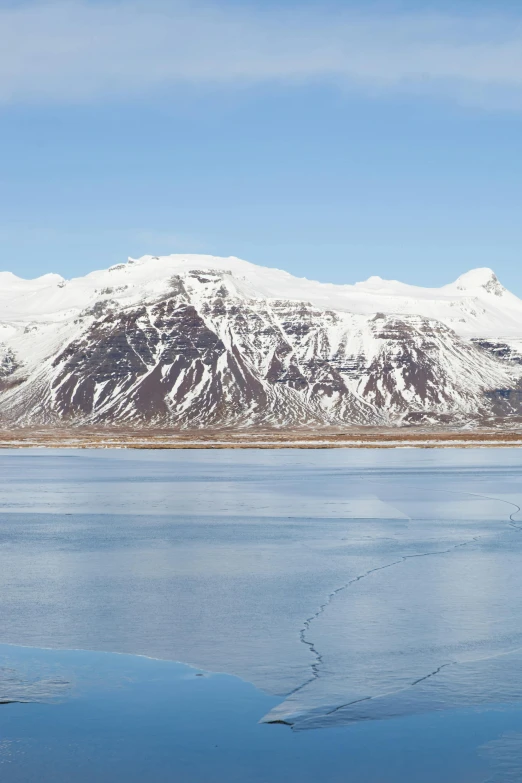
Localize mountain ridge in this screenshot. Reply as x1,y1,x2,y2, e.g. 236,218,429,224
1,255,521,428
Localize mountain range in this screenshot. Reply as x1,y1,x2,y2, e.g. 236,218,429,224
1,255,521,428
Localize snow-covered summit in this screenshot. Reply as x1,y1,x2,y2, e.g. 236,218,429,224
449,267,507,296
0,254,520,339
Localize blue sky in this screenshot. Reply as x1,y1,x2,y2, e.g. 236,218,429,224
2,1,522,293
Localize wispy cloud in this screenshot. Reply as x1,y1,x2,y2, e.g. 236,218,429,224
2,1,522,107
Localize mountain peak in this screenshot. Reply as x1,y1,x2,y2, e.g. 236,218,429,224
452,268,505,296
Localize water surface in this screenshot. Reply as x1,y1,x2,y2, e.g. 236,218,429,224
2,448,522,779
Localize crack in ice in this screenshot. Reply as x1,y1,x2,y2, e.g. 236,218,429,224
289,489,522,706
322,662,455,720
289,536,482,698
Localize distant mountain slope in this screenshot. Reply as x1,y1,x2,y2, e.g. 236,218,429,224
0,255,521,427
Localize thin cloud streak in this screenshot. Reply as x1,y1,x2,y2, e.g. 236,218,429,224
2,1,522,107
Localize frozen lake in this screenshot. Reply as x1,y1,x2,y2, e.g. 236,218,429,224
2,448,522,779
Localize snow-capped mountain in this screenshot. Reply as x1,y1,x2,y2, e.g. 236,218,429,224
1,255,521,427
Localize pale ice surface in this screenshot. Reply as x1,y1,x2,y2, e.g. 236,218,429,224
1,448,522,729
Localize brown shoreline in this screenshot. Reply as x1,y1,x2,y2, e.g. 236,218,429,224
1,426,522,449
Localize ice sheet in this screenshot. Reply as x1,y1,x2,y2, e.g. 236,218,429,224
1,448,522,727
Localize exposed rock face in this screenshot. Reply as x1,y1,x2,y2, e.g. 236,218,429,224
0,256,521,427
